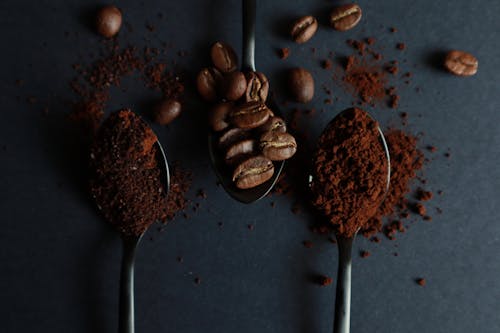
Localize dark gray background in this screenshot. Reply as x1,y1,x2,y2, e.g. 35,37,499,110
1,0,499,332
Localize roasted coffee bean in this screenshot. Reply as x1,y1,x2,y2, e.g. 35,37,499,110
96,5,122,38
223,71,247,101
258,116,287,133
288,68,314,103
209,102,233,132
260,131,297,161
211,41,238,73
232,156,275,189
196,67,222,102
229,101,271,129
225,139,256,165
153,99,181,125
444,50,478,76
218,128,250,150
330,4,362,31
291,15,318,44
245,72,269,102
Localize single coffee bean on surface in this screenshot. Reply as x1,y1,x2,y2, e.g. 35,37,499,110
258,116,287,133
153,99,181,125
218,128,250,150
232,156,275,189
196,67,222,102
225,139,256,165
288,68,315,103
211,41,238,73
291,15,318,44
229,101,271,129
444,50,478,76
260,131,297,161
96,5,122,38
209,102,233,132
330,4,362,31
245,71,269,102
223,71,247,101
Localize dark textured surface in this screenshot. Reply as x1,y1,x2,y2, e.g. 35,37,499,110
1,1,499,332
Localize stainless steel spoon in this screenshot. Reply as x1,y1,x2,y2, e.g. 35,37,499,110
208,0,284,204
310,109,390,333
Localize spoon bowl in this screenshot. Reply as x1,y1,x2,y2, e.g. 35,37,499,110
207,0,284,204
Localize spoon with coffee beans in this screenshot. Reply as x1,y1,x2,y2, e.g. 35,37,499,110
204,0,296,203
309,108,390,333
89,110,170,333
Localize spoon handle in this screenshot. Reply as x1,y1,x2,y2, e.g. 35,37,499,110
242,0,256,72
333,236,354,333
119,237,139,333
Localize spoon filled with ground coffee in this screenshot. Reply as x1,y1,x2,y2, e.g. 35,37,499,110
310,107,390,333
89,110,170,333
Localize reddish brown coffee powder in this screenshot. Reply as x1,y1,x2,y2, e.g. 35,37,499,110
311,108,388,237
89,110,169,236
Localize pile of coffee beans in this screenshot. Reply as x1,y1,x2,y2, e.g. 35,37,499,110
197,41,297,189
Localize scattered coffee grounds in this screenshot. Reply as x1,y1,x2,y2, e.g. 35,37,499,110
361,130,425,238
89,110,168,236
416,278,426,286
279,47,290,60
343,55,387,105
165,164,191,221
319,275,333,286
360,250,371,258
311,108,388,237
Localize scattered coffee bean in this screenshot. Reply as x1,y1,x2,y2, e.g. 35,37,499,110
258,116,287,133
291,15,318,44
330,4,362,31
209,102,233,132
232,156,274,189
196,67,222,102
245,71,269,102
153,99,181,125
229,101,271,129
288,68,314,103
211,41,238,73
223,71,247,101
96,5,122,38
218,128,250,150
225,139,256,165
260,131,297,161
444,50,478,76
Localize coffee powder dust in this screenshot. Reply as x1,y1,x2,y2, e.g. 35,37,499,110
89,110,169,236
311,108,388,237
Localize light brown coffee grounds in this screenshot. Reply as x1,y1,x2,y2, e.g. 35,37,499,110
311,108,388,237
89,110,168,236
416,278,426,286
343,55,387,105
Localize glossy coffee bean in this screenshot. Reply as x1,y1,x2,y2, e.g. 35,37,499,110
330,4,362,31
225,139,256,165
258,116,287,133
218,128,250,150
245,72,269,102
229,101,271,129
211,41,238,73
96,5,122,38
196,67,222,102
288,68,314,103
444,50,478,76
153,99,181,125
260,131,297,161
232,156,275,189
209,102,232,132
291,15,318,44
223,71,247,101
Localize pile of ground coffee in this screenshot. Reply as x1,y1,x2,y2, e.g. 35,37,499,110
89,110,168,236
311,108,388,237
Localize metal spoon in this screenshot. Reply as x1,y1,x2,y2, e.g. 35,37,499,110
93,114,170,333
310,110,390,333
208,0,284,204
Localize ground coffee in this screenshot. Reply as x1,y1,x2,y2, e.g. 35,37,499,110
89,110,168,236
311,108,388,237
